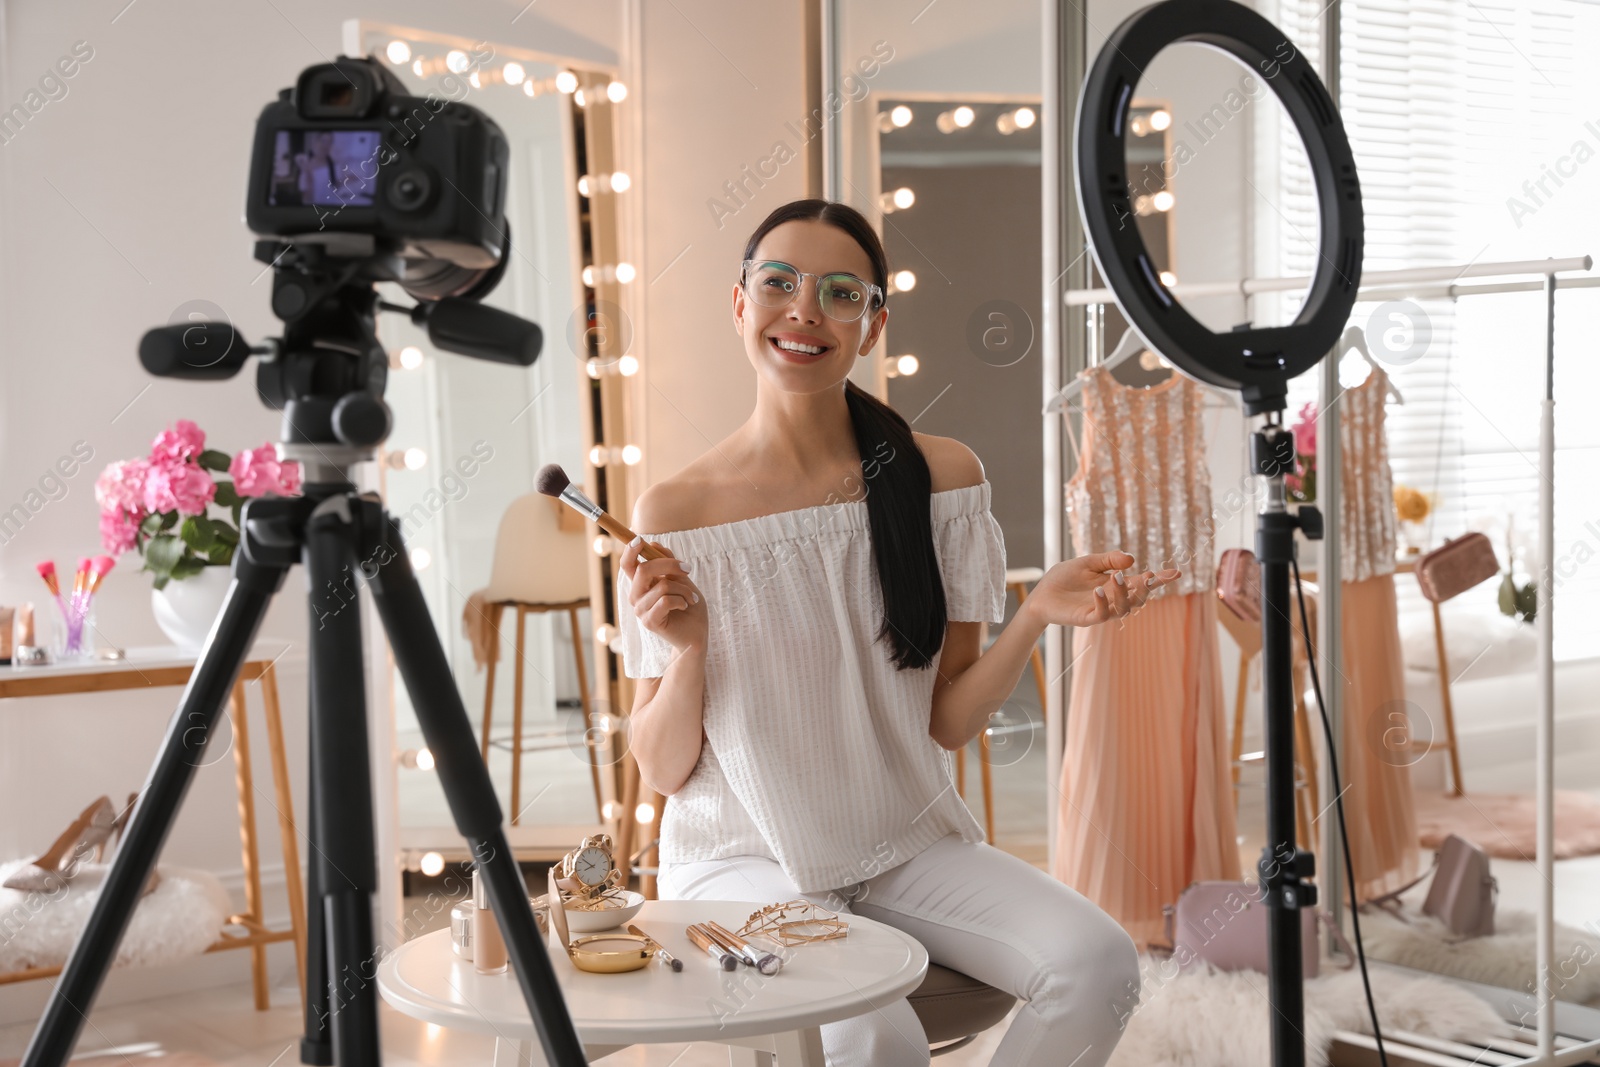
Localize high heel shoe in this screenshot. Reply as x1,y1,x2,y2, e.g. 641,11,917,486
108,792,162,898
3,796,115,892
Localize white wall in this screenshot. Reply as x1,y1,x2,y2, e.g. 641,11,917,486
0,0,621,1021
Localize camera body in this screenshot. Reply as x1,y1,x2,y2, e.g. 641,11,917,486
245,55,509,272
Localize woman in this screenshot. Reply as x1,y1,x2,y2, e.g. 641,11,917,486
615,199,1177,1067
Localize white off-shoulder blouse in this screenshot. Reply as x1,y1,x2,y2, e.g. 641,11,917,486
615,480,1008,894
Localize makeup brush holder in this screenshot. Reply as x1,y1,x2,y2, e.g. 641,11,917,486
47,597,97,662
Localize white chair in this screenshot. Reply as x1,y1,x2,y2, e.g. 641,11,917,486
471,493,599,825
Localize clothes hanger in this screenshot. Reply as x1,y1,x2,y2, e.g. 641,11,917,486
1043,329,1239,414
1337,325,1405,404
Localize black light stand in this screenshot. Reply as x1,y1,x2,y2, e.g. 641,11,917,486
21,237,587,1067
1073,4,1366,1065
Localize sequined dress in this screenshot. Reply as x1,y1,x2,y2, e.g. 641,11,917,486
1331,366,1424,901
1052,365,1241,949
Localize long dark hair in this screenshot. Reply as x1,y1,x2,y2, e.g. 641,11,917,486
741,198,946,671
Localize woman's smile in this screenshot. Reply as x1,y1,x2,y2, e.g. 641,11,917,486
767,330,836,363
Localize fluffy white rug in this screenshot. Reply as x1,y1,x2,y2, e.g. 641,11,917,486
1107,954,1511,1067
0,858,231,973
1360,903,1600,1006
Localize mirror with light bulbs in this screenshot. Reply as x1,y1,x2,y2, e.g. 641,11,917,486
344,22,637,869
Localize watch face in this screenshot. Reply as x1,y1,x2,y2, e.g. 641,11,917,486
574,846,610,887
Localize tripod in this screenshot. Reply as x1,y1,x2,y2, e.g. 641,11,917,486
23,274,588,1067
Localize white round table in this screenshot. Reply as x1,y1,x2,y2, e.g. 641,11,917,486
377,898,929,1065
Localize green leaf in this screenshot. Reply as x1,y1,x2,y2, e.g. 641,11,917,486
206,540,236,565
145,533,184,578
212,521,240,545
232,501,243,531
171,556,210,581
139,512,164,538
197,449,231,473
152,574,170,591
159,510,179,531
180,516,217,552
213,481,241,509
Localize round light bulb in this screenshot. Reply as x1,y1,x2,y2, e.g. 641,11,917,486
892,187,915,210
615,262,637,284
419,851,444,877
581,265,596,287
595,624,618,645
588,444,607,466
1150,109,1172,131
574,87,587,107
555,70,578,93
618,354,639,376
398,345,423,370
503,62,525,86
890,104,913,127
621,444,642,465
416,747,435,771
953,106,975,128
602,801,619,821
410,547,432,571
606,80,628,102
386,40,411,65
468,71,481,89
585,358,603,379
896,353,920,376
593,535,612,556
892,269,917,292
610,171,631,193
403,447,427,470
1014,106,1036,129
411,58,426,79
1159,270,1178,288
1152,190,1175,212
635,802,656,825
446,50,469,74
577,175,592,197
523,80,536,97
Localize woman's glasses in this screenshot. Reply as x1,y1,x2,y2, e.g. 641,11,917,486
740,259,883,323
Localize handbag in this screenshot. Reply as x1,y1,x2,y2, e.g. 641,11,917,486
1422,834,1497,938
1216,548,1261,623
1158,880,1354,978
1415,532,1499,603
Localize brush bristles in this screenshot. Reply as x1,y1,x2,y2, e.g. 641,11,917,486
535,464,570,498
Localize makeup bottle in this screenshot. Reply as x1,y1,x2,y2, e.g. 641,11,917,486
472,868,508,975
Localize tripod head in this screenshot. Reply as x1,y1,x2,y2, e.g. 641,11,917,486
138,54,543,479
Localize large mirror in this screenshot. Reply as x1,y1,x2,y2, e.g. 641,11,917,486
345,22,632,869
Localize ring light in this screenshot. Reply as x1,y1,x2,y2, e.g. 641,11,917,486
1074,0,1363,415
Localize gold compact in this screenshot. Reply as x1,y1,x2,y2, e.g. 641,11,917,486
546,866,654,974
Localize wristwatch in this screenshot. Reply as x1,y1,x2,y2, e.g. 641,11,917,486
555,834,623,905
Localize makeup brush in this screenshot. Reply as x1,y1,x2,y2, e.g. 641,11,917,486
86,556,116,596
535,464,668,560
72,558,91,599
35,561,61,600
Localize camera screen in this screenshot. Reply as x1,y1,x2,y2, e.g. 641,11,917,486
267,129,382,208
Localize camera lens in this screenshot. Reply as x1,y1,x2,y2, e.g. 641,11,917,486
388,168,434,212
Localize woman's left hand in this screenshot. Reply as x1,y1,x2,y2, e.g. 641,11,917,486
1023,551,1180,628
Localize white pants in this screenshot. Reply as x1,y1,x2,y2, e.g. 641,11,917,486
657,833,1140,1067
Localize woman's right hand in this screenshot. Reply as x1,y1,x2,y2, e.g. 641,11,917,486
619,537,708,653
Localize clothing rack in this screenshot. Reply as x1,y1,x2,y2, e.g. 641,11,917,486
1053,254,1595,1067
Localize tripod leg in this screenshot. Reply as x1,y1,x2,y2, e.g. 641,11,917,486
300,720,333,1066
362,506,587,1067
303,502,382,1067
22,553,288,1067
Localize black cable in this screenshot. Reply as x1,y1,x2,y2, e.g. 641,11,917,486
1290,555,1390,1067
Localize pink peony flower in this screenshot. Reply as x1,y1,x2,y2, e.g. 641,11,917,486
1290,402,1318,457
99,509,140,555
150,419,206,464
143,459,216,516
229,444,302,498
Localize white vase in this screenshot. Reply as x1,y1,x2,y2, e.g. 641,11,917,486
151,565,233,650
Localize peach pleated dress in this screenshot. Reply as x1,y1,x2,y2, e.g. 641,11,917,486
1053,365,1241,950
1333,366,1425,902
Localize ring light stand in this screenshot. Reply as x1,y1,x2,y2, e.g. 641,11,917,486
1074,5,1366,1067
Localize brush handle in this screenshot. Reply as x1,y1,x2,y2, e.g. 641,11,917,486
596,512,669,561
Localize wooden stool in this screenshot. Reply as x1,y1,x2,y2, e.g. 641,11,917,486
470,493,602,826
1218,585,1322,850
954,567,1049,844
